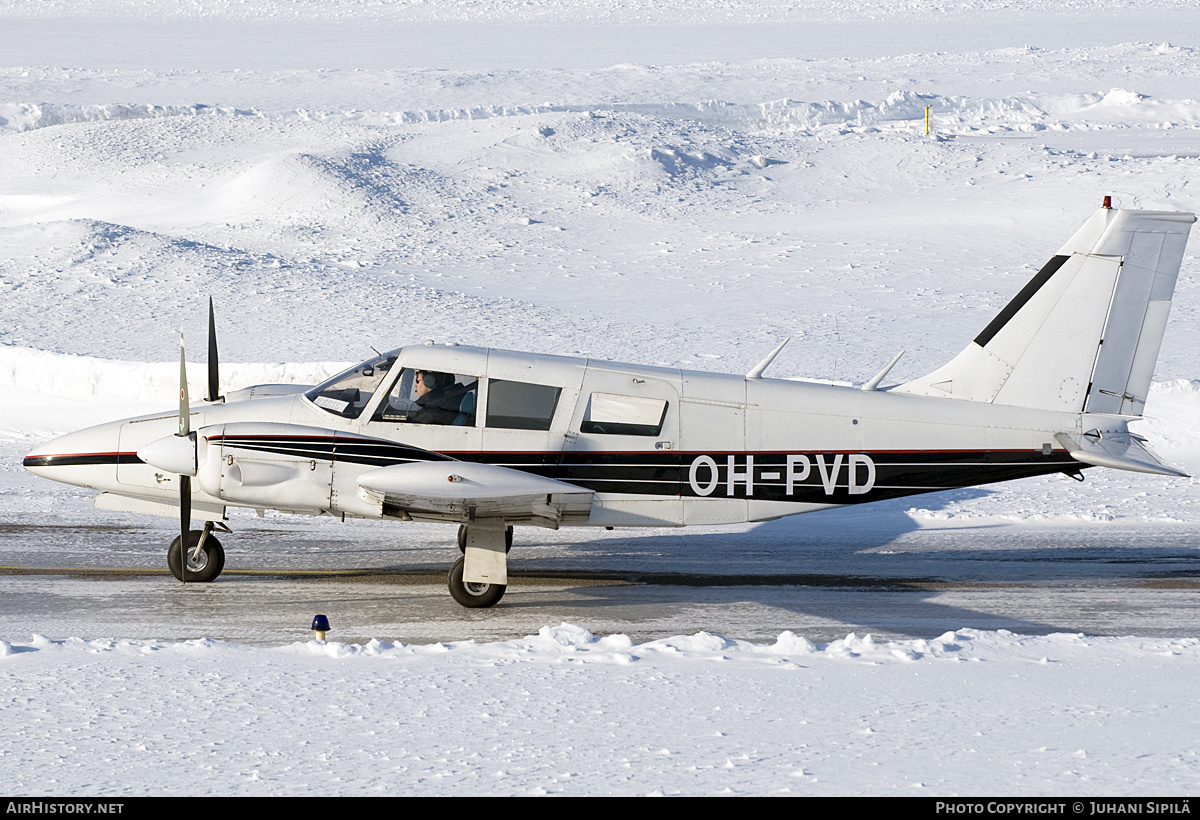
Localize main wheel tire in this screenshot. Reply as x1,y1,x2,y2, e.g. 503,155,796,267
457,524,513,554
168,530,225,583
447,556,506,608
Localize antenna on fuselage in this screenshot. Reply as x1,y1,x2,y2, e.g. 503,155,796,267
861,350,906,391
746,337,791,380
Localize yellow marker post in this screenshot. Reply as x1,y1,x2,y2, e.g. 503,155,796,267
925,105,931,135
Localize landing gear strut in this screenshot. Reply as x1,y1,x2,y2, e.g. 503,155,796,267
457,523,513,554
168,522,227,583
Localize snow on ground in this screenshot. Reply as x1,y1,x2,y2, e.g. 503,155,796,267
2,0,1200,796
3,627,1199,796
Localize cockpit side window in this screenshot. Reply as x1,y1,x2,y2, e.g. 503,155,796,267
371,368,479,427
486,379,561,431
305,353,398,419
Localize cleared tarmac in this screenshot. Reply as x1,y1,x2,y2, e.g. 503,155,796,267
2,505,1198,645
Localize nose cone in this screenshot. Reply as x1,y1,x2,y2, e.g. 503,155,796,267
23,421,131,490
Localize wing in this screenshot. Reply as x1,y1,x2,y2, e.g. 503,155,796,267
357,461,594,527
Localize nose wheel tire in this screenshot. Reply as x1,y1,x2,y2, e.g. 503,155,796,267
448,556,506,608
168,530,225,583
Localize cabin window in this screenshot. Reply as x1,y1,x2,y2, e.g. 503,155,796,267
371,368,479,426
485,379,561,431
305,352,398,419
580,393,669,436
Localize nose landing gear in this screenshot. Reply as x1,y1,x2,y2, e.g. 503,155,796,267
167,521,230,582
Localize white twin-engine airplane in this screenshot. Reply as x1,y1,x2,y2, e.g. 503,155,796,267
23,203,1195,607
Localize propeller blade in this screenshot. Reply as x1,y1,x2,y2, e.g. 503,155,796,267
177,328,192,581
207,297,221,403
178,330,190,437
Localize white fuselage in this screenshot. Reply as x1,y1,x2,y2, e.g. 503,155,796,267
25,343,1084,529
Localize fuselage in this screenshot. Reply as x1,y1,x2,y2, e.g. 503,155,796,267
24,342,1085,528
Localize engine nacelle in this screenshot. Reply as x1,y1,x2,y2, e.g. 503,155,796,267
196,422,335,513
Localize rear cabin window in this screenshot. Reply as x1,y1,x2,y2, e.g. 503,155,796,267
485,379,561,431
580,393,669,436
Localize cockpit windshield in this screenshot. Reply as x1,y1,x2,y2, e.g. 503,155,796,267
305,350,399,419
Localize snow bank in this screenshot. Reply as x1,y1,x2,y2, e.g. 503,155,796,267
13,623,1199,666
3,625,1199,795
6,89,1199,135
0,345,347,440
0,343,344,405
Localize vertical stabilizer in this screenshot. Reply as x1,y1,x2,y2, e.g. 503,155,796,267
893,208,1194,415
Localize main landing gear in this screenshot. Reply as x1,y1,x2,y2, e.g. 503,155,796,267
447,556,506,608
168,522,229,583
456,523,513,554
448,523,513,608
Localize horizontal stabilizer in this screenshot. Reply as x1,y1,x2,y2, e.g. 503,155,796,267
1054,430,1188,477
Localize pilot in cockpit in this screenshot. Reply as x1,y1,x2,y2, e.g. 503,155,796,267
412,370,470,425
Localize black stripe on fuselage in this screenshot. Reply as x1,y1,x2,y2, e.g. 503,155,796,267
210,434,453,468
154,434,1084,506
457,449,1081,505
23,452,143,468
